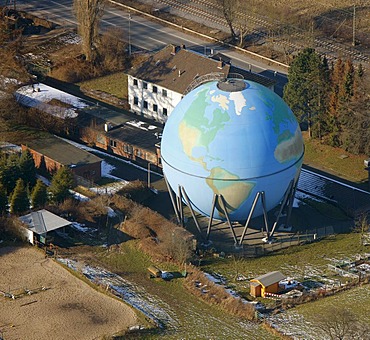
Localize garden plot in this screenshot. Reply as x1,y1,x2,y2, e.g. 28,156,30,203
327,254,370,280
267,284,370,339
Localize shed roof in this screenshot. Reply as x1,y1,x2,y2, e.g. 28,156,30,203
22,136,102,168
251,271,285,287
19,209,71,234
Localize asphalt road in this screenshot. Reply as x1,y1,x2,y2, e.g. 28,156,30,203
15,0,287,96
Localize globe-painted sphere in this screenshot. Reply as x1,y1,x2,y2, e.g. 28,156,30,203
161,79,304,221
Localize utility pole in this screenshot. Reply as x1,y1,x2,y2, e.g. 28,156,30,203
352,4,356,46
128,14,132,56
147,162,151,188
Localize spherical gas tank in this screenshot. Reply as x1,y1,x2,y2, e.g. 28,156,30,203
161,79,304,221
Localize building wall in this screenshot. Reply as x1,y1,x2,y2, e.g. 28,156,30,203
107,137,161,168
78,125,161,169
23,146,62,175
24,228,34,244
22,145,102,182
250,284,261,297
72,162,102,182
262,282,280,297
127,75,182,124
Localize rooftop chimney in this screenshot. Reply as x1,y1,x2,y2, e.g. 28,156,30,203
171,45,179,55
217,57,223,69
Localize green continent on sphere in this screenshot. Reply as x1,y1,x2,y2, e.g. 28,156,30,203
265,91,297,136
178,85,230,165
206,167,255,215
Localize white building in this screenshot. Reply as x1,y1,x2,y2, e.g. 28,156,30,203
126,45,275,124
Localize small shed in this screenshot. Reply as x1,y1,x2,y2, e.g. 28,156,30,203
250,271,285,297
19,209,72,245
147,266,162,278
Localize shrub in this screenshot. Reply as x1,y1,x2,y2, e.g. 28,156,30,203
184,264,255,320
0,216,28,242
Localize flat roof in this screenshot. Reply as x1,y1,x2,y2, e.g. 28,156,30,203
107,120,163,153
23,136,102,167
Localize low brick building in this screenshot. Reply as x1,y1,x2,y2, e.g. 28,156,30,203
22,136,102,182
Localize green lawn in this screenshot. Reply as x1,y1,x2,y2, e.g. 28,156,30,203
78,72,128,99
303,133,368,184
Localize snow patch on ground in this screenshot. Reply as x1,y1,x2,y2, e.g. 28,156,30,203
15,83,90,119
71,222,92,233
58,259,177,329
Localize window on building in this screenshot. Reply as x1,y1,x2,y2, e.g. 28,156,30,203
163,107,168,116
124,144,133,154
143,82,148,89
143,100,148,109
153,85,158,93
134,96,139,105
153,104,158,112
162,89,167,97
110,140,117,148
133,78,138,87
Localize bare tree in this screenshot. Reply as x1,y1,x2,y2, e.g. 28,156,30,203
0,17,30,89
98,27,128,71
216,0,238,40
73,0,107,63
354,213,369,247
161,226,194,267
313,305,370,340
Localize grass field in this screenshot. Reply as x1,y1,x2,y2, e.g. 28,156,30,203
303,133,369,184
78,73,128,100
268,285,370,338
88,241,278,339
84,233,370,339
201,233,367,295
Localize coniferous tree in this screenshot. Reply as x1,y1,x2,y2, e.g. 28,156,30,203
10,178,29,214
283,48,329,138
337,71,370,155
0,183,8,216
31,179,48,209
0,153,21,195
49,167,74,203
19,149,37,189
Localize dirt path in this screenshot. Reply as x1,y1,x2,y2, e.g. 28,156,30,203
0,246,139,340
